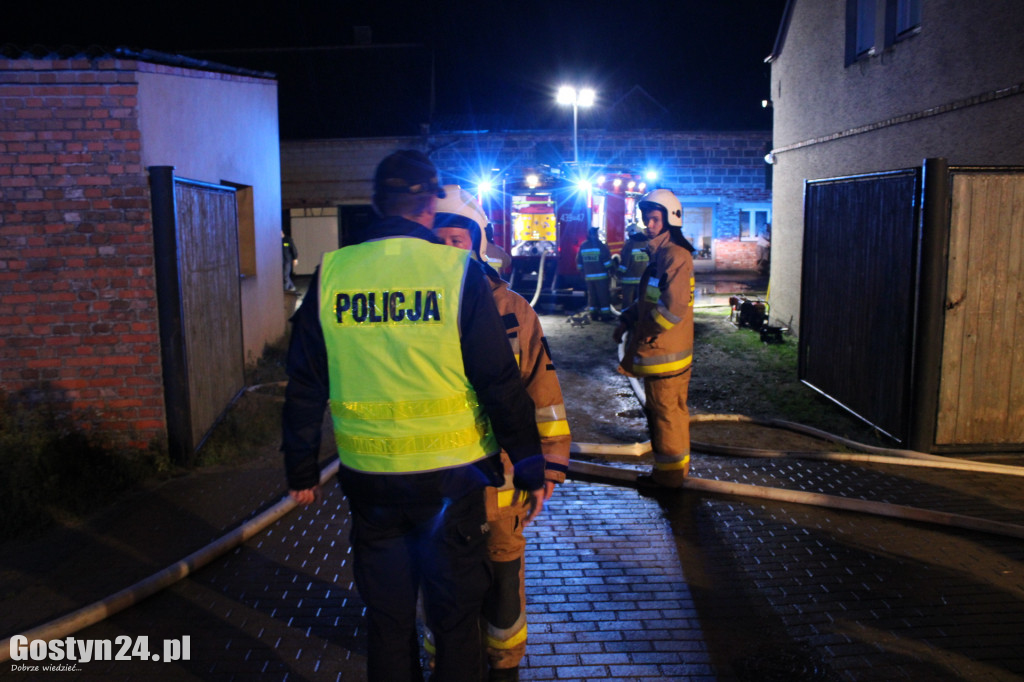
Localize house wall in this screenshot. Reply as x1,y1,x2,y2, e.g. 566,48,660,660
0,56,283,450
0,56,164,447
768,0,1024,332
135,64,284,364
280,130,771,270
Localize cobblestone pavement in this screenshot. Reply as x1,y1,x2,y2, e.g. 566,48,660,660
2,450,1023,681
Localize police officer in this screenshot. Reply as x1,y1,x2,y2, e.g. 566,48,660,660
433,186,571,682
613,189,695,487
575,227,614,320
282,150,546,682
617,222,650,306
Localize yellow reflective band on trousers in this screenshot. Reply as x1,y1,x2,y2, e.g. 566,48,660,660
629,350,692,376
486,623,528,650
319,239,498,473
654,453,691,471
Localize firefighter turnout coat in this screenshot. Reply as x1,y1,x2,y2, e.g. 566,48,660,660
576,234,613,317
480,267,571,669
617,231,650,306
618,228,694,379
617,228,694,482
487,267,571,483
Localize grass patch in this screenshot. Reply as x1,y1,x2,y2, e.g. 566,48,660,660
193,391,283,467
691,309,884,444
0,338,291,541
0,392,165,541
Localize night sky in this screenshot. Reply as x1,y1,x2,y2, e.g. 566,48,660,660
5,0,789,138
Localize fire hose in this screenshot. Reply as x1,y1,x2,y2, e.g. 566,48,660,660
4,379,1024,660
528,251,547,308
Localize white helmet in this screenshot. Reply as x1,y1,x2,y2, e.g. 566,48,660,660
638,188,683,228
434,185,488,259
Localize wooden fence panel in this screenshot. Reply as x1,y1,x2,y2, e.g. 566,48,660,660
937,172,1024,444
173,181,244,450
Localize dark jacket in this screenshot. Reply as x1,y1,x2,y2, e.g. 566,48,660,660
281,216,544,504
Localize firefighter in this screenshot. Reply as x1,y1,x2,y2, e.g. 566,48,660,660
613,188,695,488
576,226,614,321
433,185,571,682
483,224,512,273
282,151,545,682
282,230,298,291
617,221,650,306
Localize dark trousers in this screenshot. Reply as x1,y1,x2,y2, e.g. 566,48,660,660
350,491,490,682
586,277,611,316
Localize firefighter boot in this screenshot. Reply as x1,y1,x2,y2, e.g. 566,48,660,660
489,665,520,682
639,453,689,488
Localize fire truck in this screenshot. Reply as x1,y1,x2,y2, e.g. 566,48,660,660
477,165,649,306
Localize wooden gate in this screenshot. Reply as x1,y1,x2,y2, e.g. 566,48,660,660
150,167,245,462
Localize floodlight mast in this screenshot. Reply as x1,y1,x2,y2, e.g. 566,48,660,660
557,86,595,165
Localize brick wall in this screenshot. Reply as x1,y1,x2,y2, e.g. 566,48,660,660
714,239,759,271
281,129,772,265
0,58,164,449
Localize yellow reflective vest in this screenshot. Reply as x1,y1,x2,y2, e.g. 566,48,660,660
319,239,498,473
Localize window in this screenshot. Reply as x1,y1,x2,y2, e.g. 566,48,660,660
890,0,922,42
738,207,771,242
848,0,921,64
855,0,876,56
846,0,877,64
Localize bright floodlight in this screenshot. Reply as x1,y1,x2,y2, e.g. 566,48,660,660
557,86,576,105
576,179,592,192
556,85,597,165
478,180,493,195
645,170,658,181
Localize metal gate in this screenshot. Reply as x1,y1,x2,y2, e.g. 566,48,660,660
150,167,245,462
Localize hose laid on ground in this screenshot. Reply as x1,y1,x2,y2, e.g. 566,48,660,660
0,460,341,663
4,406,1021,657
613,338,1024,476
528,251,547,308
571,418,1024,477
567,460,1024,540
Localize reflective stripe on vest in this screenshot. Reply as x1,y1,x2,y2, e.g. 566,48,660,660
319,239,497,473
